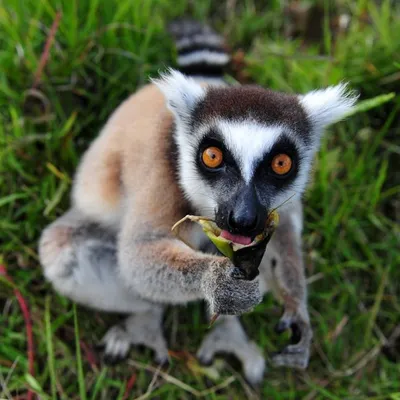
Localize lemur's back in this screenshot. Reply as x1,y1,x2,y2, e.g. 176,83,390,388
71,84,181,228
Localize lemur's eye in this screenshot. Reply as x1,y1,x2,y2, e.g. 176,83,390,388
202,146,223,169
271,154,292,175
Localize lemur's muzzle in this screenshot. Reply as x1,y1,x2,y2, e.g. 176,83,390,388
226,185,267,238
215,186,274,281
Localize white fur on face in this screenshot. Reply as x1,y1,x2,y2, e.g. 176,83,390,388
178,130,217,217
153,70,217,215
216,120,283,183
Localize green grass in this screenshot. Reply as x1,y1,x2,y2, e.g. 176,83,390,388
1,0,399,398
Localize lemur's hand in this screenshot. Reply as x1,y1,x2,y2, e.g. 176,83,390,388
201,260,262,315
272,305,313,369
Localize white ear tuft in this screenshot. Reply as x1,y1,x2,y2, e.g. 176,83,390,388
299,83,358,130
152,68,205,123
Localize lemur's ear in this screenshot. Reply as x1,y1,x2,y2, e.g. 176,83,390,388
153,69,205,124
299,83,358,131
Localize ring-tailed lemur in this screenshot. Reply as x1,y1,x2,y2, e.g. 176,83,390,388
39,20,356,385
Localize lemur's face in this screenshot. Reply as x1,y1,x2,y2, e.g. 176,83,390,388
193,121,301,242
156,70,356,243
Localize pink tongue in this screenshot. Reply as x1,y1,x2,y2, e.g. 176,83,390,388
220,230,252,245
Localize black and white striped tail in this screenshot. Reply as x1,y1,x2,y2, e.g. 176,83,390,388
168,19,230,80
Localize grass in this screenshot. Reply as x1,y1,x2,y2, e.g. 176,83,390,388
0,0,399,398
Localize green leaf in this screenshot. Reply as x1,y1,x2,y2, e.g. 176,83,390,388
345,93,396,117
25,373,43,393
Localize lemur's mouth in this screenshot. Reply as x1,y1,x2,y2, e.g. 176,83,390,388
220,230,253,246
171,213,279,260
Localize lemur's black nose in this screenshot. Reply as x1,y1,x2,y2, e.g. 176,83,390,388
224,185,267,236
228,209,259,233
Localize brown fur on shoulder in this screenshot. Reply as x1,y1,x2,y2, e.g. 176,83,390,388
72,83,190,230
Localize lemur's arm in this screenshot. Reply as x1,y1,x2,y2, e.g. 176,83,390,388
267,204,313,369
118,216,262,316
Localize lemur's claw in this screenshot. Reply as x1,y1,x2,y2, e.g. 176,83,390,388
154,354,170,366
103,351,128,366
197,353,214,367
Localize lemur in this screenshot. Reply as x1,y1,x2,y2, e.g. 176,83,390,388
39,20,356,385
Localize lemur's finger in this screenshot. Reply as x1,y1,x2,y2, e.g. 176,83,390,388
229,266,247,280
275,319,290,334
275,308,296,333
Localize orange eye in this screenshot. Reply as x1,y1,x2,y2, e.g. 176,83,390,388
271,154,292,175
202,146,223,169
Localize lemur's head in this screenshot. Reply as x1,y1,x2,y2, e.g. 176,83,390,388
156,70,357,244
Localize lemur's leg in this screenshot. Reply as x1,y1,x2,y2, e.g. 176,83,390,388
196,242,265,385
39,208,168,364
259,202,312,369
197,315,265,386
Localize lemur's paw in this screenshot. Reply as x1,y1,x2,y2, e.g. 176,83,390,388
39,225,75,280
273,306,313,370
99,311,170,366
196,317,265,386
271,343,310,370
100,325,131,365
202,262,262,315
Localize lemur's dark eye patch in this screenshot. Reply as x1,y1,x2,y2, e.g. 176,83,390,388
253,135,300,187
196,130,240,181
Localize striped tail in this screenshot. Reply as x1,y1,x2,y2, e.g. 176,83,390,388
168,19,230,80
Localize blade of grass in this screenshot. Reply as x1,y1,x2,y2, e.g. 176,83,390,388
45,296,57,399
345,92,395,118
89,367,108,400
364,261,392,346
73,304,87,400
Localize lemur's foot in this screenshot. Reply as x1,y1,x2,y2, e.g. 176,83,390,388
100,308,169,365
271,342,310,369
197,316,265,386
100,325,131,365
272,307,312,369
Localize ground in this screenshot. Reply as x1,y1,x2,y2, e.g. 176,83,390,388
0,0,399,399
